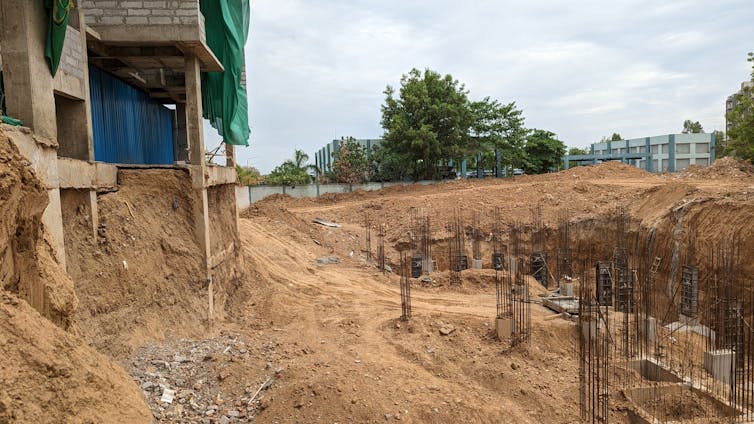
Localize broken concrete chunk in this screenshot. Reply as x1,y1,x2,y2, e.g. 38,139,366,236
315,256,340,265
439,325,456,336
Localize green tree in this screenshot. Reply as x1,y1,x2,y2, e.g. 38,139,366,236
266,161,311,186
611,133,622,141
714,130,726,158
332,137,368,184
726,53,754,162
235,165,261,185
524,129,566,174
369,143,408,182
266,149,315,186
682,120,705,134
469,97,528,174
381,68,473,180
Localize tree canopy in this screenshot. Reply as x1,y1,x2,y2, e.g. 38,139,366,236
682,120,705,134
332,137,368,184
380,68,542,179
381,68,472,180
524,129,566,173
266,149,314,186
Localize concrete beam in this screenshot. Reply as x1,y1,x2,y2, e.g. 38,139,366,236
57,158,117,189
206,165,237,187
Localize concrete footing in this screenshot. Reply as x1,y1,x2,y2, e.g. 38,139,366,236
471,259,483,270
639,315,657,344
496,317,513,340
705,349,735,384
561,282,574,297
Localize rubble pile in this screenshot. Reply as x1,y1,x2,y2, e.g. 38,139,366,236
128,333,279,423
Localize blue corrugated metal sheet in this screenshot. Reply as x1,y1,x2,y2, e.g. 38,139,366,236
89,66,174,164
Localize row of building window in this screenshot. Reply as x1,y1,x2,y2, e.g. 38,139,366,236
594,142,710,156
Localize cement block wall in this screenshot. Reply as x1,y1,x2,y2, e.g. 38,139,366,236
60,26,84,80
81,0,201,25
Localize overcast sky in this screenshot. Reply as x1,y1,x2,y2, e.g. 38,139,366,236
214,0,754,173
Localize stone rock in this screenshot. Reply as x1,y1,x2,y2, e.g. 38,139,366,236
439,325,455,336
316,256,340,265
218,416,230,424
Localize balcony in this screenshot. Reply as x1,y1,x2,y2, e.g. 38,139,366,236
80,0,222,103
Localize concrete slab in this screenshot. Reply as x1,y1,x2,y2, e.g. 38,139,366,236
542,297,579,315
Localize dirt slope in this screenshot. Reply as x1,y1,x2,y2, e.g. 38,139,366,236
0,126,151,422
0,127,77,329
64,169,215,359
0,291,151,423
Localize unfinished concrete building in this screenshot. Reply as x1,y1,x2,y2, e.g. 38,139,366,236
0,1,248,323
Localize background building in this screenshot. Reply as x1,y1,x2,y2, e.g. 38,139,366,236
726,81,753,132
563,133,715,172
314,138,381,173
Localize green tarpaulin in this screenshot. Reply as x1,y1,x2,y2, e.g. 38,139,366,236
45,0,74,76
200,0,251,146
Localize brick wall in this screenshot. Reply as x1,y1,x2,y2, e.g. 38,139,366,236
80,0,200,26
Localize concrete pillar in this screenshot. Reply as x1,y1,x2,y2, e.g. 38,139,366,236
709,132,716,164
185,55,205,166
496,317,513,341
42,189,67,269
476,152,483,178
174,103,189,162
185,52,213,324
225,143,235,167
472,259,483,270
668,134,676,172
461,159,467,178
0,0,57,140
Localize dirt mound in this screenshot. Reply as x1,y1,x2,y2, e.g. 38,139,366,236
555,160,653,180
0,292,151,423
0,127,77,329
678,156,754,179
65,169,215,358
